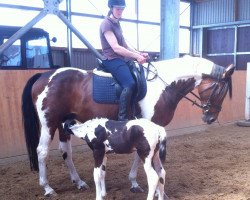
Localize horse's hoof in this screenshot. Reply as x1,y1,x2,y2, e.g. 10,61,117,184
130,186,144,193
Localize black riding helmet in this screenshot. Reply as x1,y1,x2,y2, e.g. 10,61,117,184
108,0,126,8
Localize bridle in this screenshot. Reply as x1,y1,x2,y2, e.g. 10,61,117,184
196,80,228,114
144,61,229,114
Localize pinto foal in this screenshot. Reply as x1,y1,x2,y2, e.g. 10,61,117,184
63,118,167,200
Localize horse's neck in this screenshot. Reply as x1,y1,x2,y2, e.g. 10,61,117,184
141,57,215,126
154,78,195,125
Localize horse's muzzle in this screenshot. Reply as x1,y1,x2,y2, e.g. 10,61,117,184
202,114,216,124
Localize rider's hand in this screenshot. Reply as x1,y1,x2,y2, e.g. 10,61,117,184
136,54,147,64
140,52,150,59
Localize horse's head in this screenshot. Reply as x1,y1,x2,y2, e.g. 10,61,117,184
197,64,235,124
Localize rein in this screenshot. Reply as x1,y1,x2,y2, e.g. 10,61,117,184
143,61,224,113
143,62,205,110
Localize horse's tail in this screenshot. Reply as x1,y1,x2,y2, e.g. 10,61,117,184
22,73,42,171
159,128,167,163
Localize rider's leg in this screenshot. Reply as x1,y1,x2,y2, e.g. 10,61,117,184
102,58,135,121
118,86,133,121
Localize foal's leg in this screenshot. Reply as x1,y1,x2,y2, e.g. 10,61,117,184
129,152,144,193
153,152,168,200
93,154,107,200
58,127,89,190
37,125,56,196
100,156,107,197
143,155,160,200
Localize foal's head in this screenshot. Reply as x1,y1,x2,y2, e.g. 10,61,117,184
197,64,235,124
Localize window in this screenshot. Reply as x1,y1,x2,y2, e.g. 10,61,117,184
0,39,21,67
203,25,250,70
26,37,50,68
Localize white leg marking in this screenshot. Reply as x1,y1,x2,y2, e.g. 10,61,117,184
100,156,107,197
153,152,166,200
94,167,103,200
129,153,142,189
36,79,56,196
37,125,55,196
59,141,89,190
144,156,159,200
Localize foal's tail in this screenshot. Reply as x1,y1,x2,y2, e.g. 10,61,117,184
22,73,42,171
159,128,167,163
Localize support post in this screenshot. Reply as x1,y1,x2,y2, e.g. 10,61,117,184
160,0,180,60
237,63,250,126
245,63,250,120
66,0,72,66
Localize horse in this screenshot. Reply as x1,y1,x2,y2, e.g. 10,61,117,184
21,55,235,197
63,118,167,200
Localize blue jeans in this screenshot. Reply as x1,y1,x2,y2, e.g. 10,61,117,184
102,58,135,90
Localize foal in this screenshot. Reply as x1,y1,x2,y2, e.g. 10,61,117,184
63,118,167,200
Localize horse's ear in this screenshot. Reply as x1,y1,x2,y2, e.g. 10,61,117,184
222,64,235,79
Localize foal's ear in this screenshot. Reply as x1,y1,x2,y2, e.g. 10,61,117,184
69,119,77,126
63,119,76,135
222,64,235,79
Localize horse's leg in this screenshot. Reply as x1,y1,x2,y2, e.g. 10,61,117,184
143,155,159,200
37,125,56,196
129,152,144,193
153,152,168,200
58,126,89,190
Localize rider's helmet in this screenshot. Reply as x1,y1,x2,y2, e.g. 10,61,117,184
108,0,126,8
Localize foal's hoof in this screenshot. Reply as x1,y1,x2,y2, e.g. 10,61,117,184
164,193,170,200
130,186,144,193
73,180,90,190
78,182,90,191
44,190,57,197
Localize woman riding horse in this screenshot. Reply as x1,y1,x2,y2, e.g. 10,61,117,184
100,0,149,121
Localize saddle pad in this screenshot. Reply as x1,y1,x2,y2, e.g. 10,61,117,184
93,73,119,104
92,64,147,104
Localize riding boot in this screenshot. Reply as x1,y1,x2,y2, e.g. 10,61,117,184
118,87,133,121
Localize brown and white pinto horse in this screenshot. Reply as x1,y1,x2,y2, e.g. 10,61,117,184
22,55,235,197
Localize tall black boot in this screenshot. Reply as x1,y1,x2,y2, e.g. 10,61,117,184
118,87,133,121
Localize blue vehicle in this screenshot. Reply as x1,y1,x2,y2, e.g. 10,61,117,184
0,26,56,69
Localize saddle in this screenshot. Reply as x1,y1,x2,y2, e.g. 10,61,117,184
93,60,147,104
